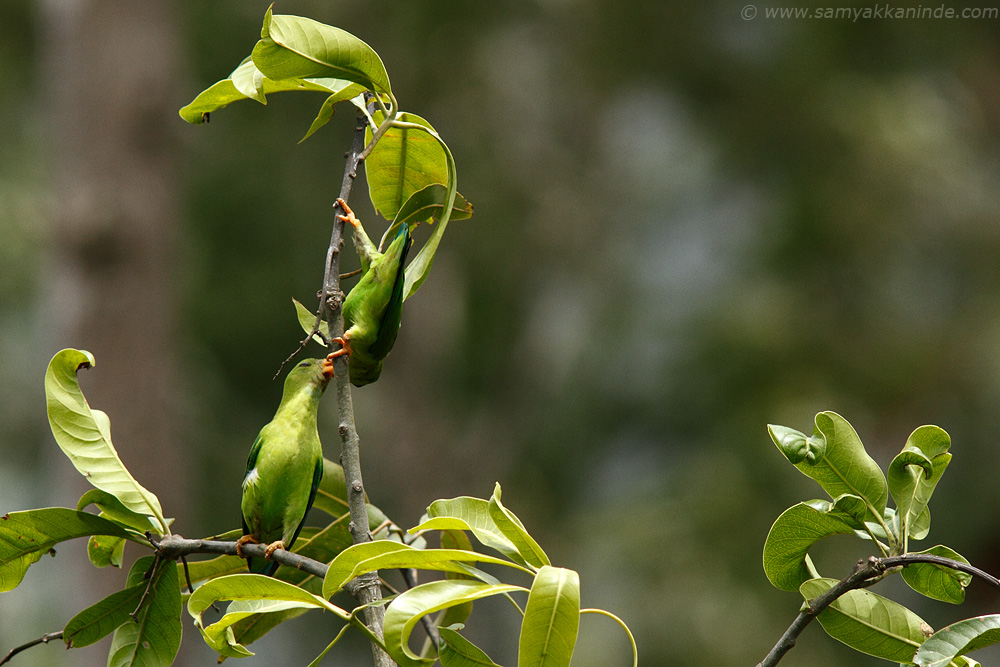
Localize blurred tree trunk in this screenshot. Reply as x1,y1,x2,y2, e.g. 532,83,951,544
40,0,185,664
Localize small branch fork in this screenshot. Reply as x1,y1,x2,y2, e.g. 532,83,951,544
757,553,1000,667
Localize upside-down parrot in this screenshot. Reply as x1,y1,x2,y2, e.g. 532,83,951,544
331,198,413,387
236,357,334,575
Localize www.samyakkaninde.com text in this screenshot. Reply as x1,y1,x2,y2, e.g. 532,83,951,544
742,4,998,20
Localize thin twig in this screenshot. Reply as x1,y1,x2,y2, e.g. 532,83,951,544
0,631,63,665
150,533,331,580
758,553,1000,667
130,554,163,621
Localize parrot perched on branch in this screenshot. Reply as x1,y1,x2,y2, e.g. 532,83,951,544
236,356,334,575
330,198,413,387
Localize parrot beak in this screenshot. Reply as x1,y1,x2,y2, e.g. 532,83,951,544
321,356,335,379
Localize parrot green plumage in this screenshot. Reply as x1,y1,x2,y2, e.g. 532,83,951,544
332,198,413,387
237,357,333,575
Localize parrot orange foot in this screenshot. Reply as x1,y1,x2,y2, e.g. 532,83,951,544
264,540,286,561
336,198,361,229
327,336,353,360
235,534,259,558
321,355,335,379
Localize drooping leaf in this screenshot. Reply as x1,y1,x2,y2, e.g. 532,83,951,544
901,545,972,604
769,412,888,522
914,615,1000,667
108,556,182,667
365,111,447,221
77,489,161,535
383,579,525,667
488,483,549,568
391,183,473,227
323,541,524,599
412,496,523,564
762,498,863,591
252,9,391,94
300,90,366,142
0,508,131,592
188,574,348,658
87,534,126,568
293,298,330,346
800,577,926,663
179,55,363,124
518,566,580,667
888,426,952,542
439,626,503,667
45,349,169,534
64,582,145,648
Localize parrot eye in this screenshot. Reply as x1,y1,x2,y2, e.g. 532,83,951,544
297,361,310,368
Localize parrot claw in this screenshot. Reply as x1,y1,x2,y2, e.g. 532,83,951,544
327,336,352,360
336,198,361,229
235,534,259,558
264,540,286,561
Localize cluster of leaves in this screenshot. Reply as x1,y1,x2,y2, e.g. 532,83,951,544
764,411,1000,666
0,349,634,666
179,7,473,307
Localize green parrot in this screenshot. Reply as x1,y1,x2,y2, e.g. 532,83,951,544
331,198,413,386
236,356,334,575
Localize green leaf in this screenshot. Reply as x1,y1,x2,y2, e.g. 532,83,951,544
0,508,130,592
252,9,391,94
901,545,972,604
45,349,169,534
179,55,363,124
888,426,951,543
439,626,503,667
914,615,1000,667
762,498,863,591
300,90,366,142
323,541,524,598
108,556,182,667
518,566,580,667
77,489,161,535
391,183,473,227
769,412,888,522
183,555,246,588
800,577,927,663
87,534,126,568
188,574,348,658
383,579,526,667
292,298,330,346
412,496,523,563
366,111,448,221
488,483,549,568
64,582,144,648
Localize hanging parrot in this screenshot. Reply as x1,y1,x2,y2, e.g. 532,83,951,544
236,356,334,575
330,198,413,387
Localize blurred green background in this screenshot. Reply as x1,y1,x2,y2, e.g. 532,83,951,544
3,1,1000,665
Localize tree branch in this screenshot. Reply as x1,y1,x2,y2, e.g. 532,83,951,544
757,553,1000,667
0,632,63,666
319,102,395,667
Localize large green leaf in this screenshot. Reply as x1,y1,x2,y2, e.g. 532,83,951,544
63,582,145,648
488,483,549,568
108,556,182,667
888,425,951,543
914,615,1000,667
188,574,347,658
900,545,972,604
412,496,523,564
323,541,525,598
252,9,391,94
45,349,169,534
179,55,362,124
762,497,863,591
365,111,448,220
0,508,130,592
769,412,888,522
518,566,580,667
383,579,525,667
800,577,926,663
439,626,503,667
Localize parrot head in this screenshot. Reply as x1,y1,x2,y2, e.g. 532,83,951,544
281,357,335,399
